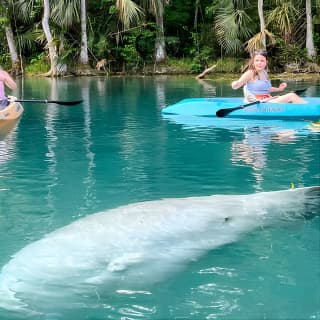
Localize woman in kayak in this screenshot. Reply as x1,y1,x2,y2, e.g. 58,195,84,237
0,68,17,109
231,50,306,103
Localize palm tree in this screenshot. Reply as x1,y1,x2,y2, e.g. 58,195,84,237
0,1,20,74
51,0,90,70
257,0,266,49
245,0,275,54
194,0,200,29
79,0,89,66
116,0,168,64
143,0,169,63
306,0,316,59
267,0,299,44
5,26,20,74
42,0,59,76
214,0,253,55
14,0,60,76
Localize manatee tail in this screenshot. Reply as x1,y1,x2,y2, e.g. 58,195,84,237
263,186,320,221
301,186,320,220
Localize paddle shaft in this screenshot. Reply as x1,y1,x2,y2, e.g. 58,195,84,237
14,99,83,106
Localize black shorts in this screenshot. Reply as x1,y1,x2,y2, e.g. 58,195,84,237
0,99,9,110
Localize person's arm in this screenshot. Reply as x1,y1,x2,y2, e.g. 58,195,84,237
269,82,287,93
0,70,17,90
231,70,253,90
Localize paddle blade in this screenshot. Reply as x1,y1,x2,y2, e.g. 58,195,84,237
216,107,238,117
294,88,307,95
216,101,260,118
49,100,83,106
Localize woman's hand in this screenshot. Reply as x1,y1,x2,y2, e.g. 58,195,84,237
231,80,239,89
278,82,287,91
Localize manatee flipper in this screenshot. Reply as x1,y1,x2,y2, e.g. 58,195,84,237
107,253,143,272
85,253,143,285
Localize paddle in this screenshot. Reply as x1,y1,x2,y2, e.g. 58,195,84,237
14,99,83,106
293,88,307,95
216,88,307,118
216,101,260,118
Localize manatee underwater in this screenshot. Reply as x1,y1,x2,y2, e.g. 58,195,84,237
0,186,319,316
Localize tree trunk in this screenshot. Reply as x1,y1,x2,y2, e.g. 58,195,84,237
42,0,58,77
306,0,316,59
257,0,266,49
5,26,21,75
194,0,200,29
79,0,89,66
154,1,166,64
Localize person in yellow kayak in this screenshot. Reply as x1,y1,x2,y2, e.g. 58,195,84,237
0,68,17,110
231,50,306,104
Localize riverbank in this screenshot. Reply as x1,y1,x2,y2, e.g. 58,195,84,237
200,72,320,82
23,70,320,82
20,56,320,80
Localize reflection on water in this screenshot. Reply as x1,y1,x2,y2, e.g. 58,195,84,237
80,79,96,215
44,104,59,215
163,110,319,192
231,127,297,170
197,78,217,97
0,120,20,166
0,119,20,140
230,128,298,189
155,75,167,108
231,135,267,170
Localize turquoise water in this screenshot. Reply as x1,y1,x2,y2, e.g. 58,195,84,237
0,76,319,320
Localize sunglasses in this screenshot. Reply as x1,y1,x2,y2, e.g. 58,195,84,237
253,50,267,57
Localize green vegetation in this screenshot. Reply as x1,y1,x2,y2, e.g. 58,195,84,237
25,53,50,74
0,0,319,76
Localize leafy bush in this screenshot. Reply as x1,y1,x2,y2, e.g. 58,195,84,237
165,36,181,57
0,53,12,69
214,58,243,73
25,53,49,73
166,58,194,73
135,28,156,62
271,39,308,71
119,34,143,71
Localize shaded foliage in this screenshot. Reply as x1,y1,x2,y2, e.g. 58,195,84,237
2,0,319,73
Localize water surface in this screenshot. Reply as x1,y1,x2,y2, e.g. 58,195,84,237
0,76,319,319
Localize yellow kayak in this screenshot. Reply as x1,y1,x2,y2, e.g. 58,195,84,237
0,97,24,121
0,98,24,138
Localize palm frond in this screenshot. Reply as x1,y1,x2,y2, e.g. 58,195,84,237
51,0,81,27
245,29,275,53
267,1,299,36
14,0,40,23
116,0,144,28
18,25,42,52
214,6,252,54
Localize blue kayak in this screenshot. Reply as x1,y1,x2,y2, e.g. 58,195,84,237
161,97,320,120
